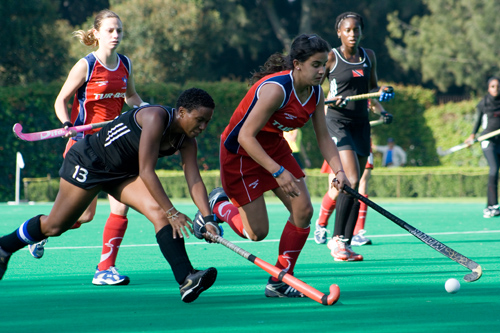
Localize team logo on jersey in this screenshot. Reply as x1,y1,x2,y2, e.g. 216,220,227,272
284,113,297,120
249,180,259,189
352,69,364,77
122,76,128,89
95,81,108,86
271,120,294,132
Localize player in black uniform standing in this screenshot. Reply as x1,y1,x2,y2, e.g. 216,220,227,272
316,12,394,261
0,88,219,303
466,76,500,218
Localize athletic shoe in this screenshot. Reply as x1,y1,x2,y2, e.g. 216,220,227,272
345,244,363,261
0,246,12,280
179,267,217,303
92,266,130,286
314,220,329,244
208,187,229,215
351,229,372,246
28,239,48,259
327,236,350,261
265,277,305,298
193,211,223,242
483,205,500,218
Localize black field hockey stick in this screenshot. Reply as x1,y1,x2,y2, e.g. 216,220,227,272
205,232,340,305
342,185,482,282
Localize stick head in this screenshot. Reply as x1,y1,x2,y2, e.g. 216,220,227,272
321,284,340,305
464,265,482,282
12,123,24,140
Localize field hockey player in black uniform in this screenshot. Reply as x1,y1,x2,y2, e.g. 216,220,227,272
316,12,394,261
466,76,500,218
0,88,219,303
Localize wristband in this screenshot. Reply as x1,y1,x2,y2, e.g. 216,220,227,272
139,102,150,107
62,121,73,128
272,166,285,178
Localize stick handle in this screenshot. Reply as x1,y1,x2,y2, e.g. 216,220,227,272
207,233,340,305
13,120,112,142
342,185,482,282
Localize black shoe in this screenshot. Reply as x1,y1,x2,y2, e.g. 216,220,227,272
0,246,12,280
179,267,217,303
265,277,305,298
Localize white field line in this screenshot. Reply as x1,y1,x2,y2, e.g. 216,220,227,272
21,229,500,251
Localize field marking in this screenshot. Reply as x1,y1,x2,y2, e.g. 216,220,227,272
20,229,500,251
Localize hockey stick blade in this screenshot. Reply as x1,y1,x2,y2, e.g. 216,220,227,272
206,232,340,305
13,120,112,142
342,185,482,282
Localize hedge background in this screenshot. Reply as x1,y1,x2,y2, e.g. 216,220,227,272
0,81,487,202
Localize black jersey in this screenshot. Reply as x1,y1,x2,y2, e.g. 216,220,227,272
472,94,500,143
326,47,372,120
88,105,185,174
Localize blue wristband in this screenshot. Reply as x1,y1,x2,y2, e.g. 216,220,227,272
272,166,285,178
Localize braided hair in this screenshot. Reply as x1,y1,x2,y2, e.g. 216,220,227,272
249,34,330,85
335,12,364,31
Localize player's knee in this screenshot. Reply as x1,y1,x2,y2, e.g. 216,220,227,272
78,210,95,223
246,228,268,241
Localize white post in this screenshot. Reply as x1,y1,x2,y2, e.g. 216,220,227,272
15,152,25,205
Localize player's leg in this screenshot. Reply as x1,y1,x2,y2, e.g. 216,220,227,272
482,143,500,218
91,195,130,286
1,179,100,279
110,176,216,302
316,161,338,244
328,150,365,261
352,164,373,246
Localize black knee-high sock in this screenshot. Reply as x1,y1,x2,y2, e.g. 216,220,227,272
487,175,498,206
0,215,45,253
333,193,355,237
156,225,194,285
344,200,361,244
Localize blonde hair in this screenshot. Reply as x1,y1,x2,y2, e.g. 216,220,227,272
73,9,121,47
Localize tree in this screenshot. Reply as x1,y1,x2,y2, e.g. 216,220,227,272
386,0,500,93
0,0,69,86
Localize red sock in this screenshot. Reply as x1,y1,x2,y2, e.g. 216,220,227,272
354,195,368,235
317,193,336,227
97,213,128,271
272,221,310,281
213,201,245,238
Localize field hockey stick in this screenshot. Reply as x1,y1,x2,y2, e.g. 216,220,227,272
12,120,112,142
325,87,394,106
205,232,340,305
437,128,500,156
342,185,482,282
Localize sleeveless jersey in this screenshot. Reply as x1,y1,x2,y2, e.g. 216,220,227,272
88,106,185,174
70,52,131,141
327,47,371,120
222,70,321,156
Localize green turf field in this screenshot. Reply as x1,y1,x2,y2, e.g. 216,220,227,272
1,199,499,333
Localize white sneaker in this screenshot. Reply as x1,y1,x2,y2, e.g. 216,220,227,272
351,229,372,246
484,205,500,218
92,266,130,286
314,221,329,244
28,239,48,259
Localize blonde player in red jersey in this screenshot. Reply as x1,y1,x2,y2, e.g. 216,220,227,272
193,34,349,298
28,9,146,286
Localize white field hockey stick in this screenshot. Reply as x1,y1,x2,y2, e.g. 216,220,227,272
342,185,482,282
205,232,341,306
12,120,112,142
325,87,394,106
437,128,500,156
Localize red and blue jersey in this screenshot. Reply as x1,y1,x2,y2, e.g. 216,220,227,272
70,52,130,141
222,70,322,156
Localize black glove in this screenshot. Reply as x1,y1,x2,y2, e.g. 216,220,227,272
380,111,393,124
193,212,223,243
